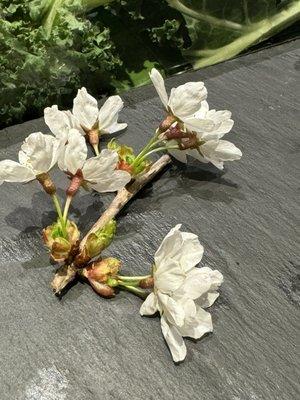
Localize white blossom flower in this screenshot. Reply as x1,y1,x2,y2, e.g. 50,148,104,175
0,132,60,184
150,68,207,121
44,105,85,141
184,100,234,140
72,87,127,134
168,101,242,169
58,129,131,192
140,224,223,362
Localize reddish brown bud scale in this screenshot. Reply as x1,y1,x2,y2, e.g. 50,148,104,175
159,114,177,132
139,277,154,289
117,160,133,174
73,247,91,268
36,173,56,195
66,170,84,197
89,280,115,298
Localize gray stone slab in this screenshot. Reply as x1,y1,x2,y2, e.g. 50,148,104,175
0,40,299,400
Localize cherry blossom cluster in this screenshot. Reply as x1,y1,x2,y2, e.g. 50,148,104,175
0,69,242,362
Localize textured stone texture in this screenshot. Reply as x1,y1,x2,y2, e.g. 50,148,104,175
0,40,299,400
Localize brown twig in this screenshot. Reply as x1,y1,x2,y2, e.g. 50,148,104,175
51,154,171,295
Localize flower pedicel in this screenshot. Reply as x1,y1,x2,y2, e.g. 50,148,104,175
0,71,241,362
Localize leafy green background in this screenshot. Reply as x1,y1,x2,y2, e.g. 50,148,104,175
0,0,299,128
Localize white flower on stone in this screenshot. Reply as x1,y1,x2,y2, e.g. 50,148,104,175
72,87,127,134
58,129,131,192
168,101,242,169
44,105,85,142
140,224,223,362
150,68,207,120
184,100,234,140
0,132,60,184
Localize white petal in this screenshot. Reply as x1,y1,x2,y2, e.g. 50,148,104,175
140,292,158,316
103,122,127,134
44,105,71,141
168,149,188,164
59,129,87,175
187,148,208,163
154,259,186,294
98,96,125,133
72,87,98,130
83,149,131,192
200,140,242,170
155,224,183,269
20,132,60,174
194,100,209,119
196,268,223,308
180,297,197,319
149,68,169,109
201,110,234,140
161,315,187,362
155,225,203,276
168,82,207,119
175,268,216,300
82,149,118,180
64,111,85,136
157,292,185,327
183,117,215,133
90,170,131,193
178,306,213,339
180,231,204,273
0,160,35,183
199,292,220,308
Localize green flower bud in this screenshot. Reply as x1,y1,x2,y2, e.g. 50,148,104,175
85,219,116,259
43,220,80,262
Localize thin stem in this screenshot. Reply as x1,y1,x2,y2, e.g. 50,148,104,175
52,194,63,220
51,194,67,237
132,130,162,168
139,145,179,160
118,282,148,299
118,274,152,282
63,195,72,223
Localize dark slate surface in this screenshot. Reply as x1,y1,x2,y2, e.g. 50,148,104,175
0,40,299,400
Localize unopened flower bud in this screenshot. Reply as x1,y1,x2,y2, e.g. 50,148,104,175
66,169,84,197
51,237,72,262
139,277,154,289
159,115,177,132
86,257,121,283
43,220,80,262
85,219,116,259
36,173,56,195
89,280,115,297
